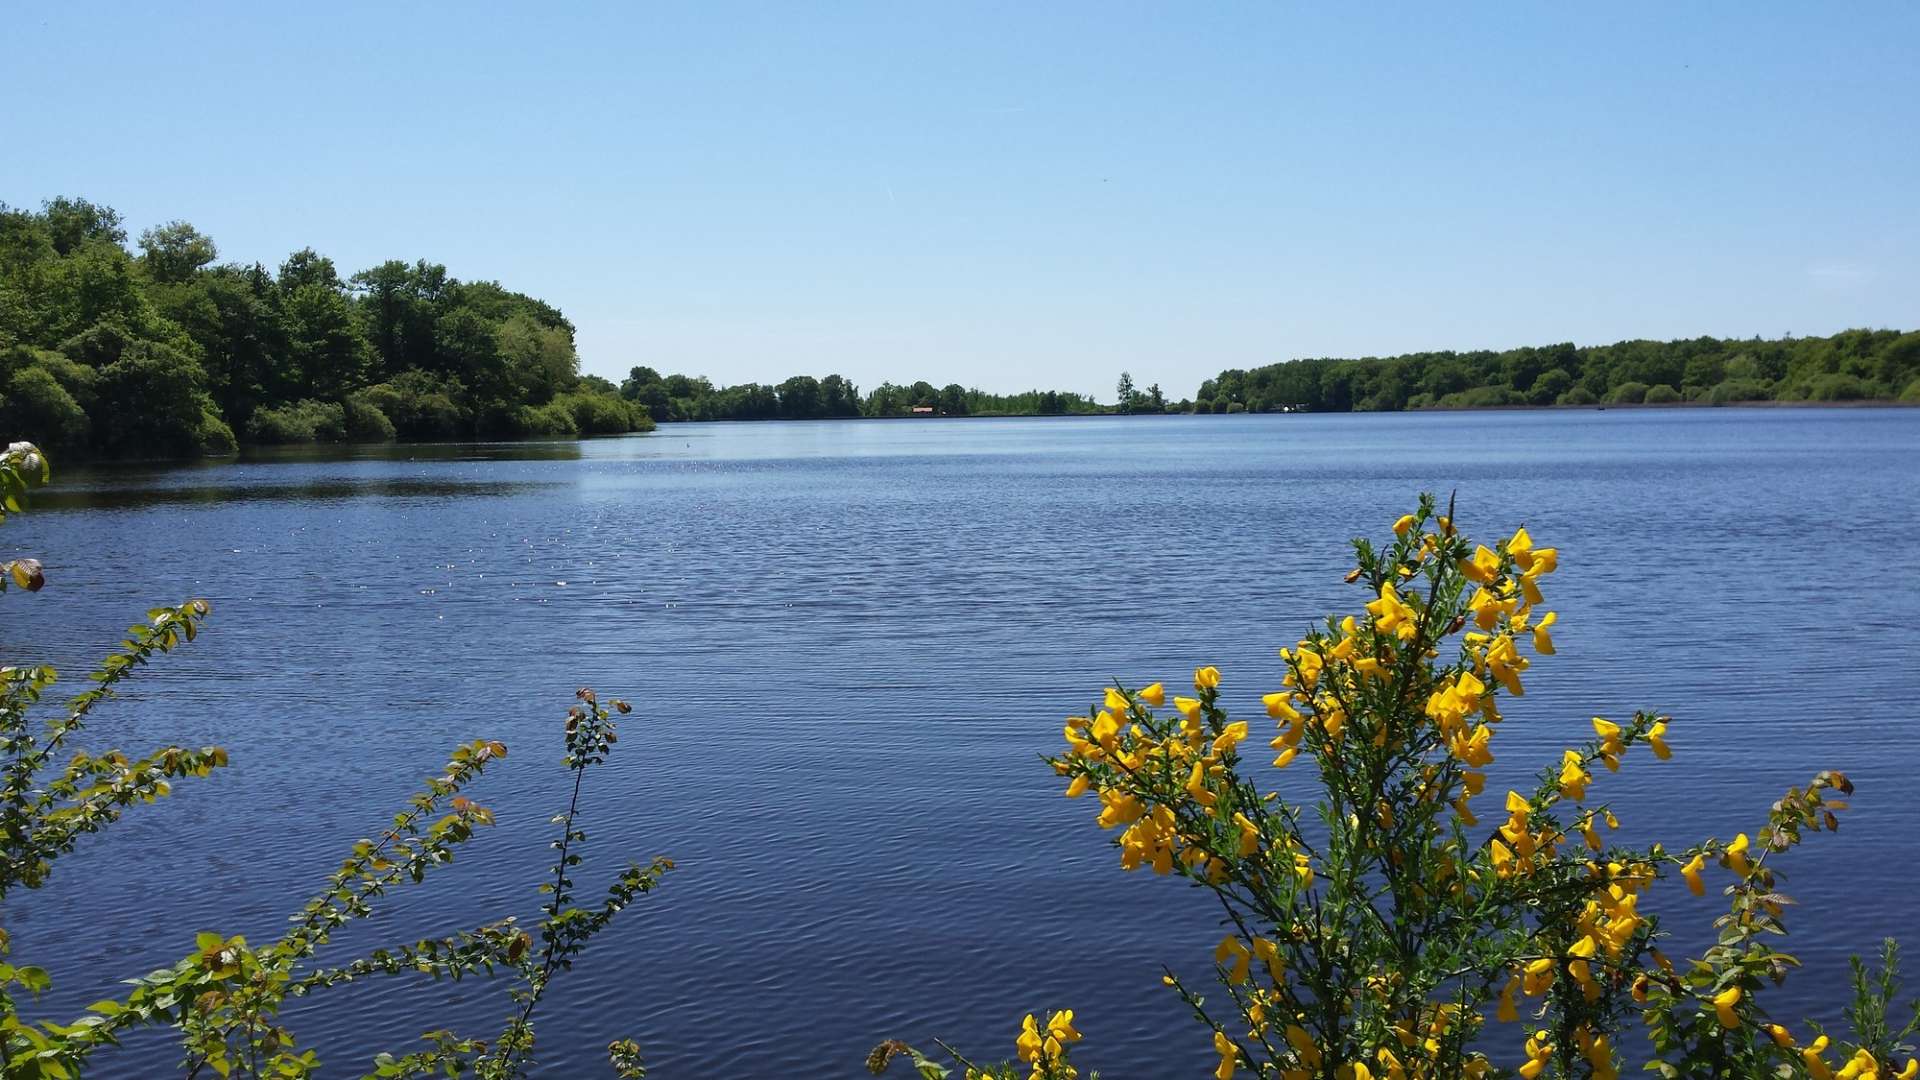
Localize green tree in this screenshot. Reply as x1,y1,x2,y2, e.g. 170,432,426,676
939,382,968,416
136,221,218,283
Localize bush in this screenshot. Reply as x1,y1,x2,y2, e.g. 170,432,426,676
1438,385,1521,408
1644,383,1682,404
245,399,348,443
1902,379,1920,403
362,372,468,440
887,497,1917,1080
1405,392,1436,410
342,393,397,441
0,366,90,447
196,410,237,455
517,400,579,437
557,389,651,435
1706,379,1773,405
1528,367,1573,406
1806,372,1871,401
1608,381,1650,404
1556,386,1598,406
0,444,667,1078
92,340,220,457
1224,401,1246,414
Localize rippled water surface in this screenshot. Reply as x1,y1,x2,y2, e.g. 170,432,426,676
8,409,1919,1076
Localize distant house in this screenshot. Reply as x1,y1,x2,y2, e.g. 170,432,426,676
910,405,935,414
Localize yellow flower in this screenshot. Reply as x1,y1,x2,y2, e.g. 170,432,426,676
1186,760,1217,808
1064,774,1090,799
1713,985,1742,1028
1232,812,1261,856
1531,611,1557,655
1195,665,1221,691
1214,1030,1238,1080
1284,1025,1322,1069
1459,545,1501,584
1496,977,1519,1022
1804,1036,1833,1079
1393,513,1416,536
1103,687,1130,713
1138,682,1165,707
1212,721,1249,755
1046,1010,1082,1043
1016,1014,1044,1062
1175,695,1202,722
1365,582,1419,640
1508,526,1533,565
1764,1023,1794,1049
1591,717,1623,770
1215,935,1251,984
1518,1029,1554,1079
1680,853,1705,896
1090,711,1120,751
1264,692,1302,723
1646,719,1670,760
1520,957,1555,996
1722,833,1754,878
1558,749,1591,801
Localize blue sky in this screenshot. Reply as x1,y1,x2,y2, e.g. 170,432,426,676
5,2,1915,398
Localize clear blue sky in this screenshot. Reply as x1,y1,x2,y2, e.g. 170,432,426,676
5,2,1915,399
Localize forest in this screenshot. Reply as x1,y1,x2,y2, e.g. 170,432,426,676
617,367,1108,421
0,197,651,457
1194,330,1920,414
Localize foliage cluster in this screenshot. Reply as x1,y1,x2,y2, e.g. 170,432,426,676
1195,331,1920,413
0,443,669,1078
0,197,652,456
617,366,1108,421
879,496,1918,1080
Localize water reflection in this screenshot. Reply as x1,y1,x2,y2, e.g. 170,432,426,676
34,477,559,510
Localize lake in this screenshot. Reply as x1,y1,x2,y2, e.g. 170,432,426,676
6,408,1918,1077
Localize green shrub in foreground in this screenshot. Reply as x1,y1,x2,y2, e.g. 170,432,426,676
879,496,1918,1080
0,443,668,1078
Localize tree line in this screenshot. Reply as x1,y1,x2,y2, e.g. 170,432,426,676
0,196,652,457
618,367,1106,420
1194,330,1920,414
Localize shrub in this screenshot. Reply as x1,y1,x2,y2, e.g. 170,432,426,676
1706,379,1773,405
517,400,580,437
1901,379,1920,403
245,399,348,443
1608,381,1650,404
342,393,397,441
196,410,238,455
1405,392,1436,410
1556,386,1598,406
1644,383,1682,404
1806,372,1871,402
1438,385,1521,408
0,444,667,1078
92,340,220,457
1528,367,1573,405
882,497,1917,1080
1224,401,1247,414
557,389,651,435
0,366,90,447
362,372,468,440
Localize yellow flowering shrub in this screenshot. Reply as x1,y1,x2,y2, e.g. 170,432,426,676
876,494,1917,1080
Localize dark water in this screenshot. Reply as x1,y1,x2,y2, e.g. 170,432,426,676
5,409,1918,1077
